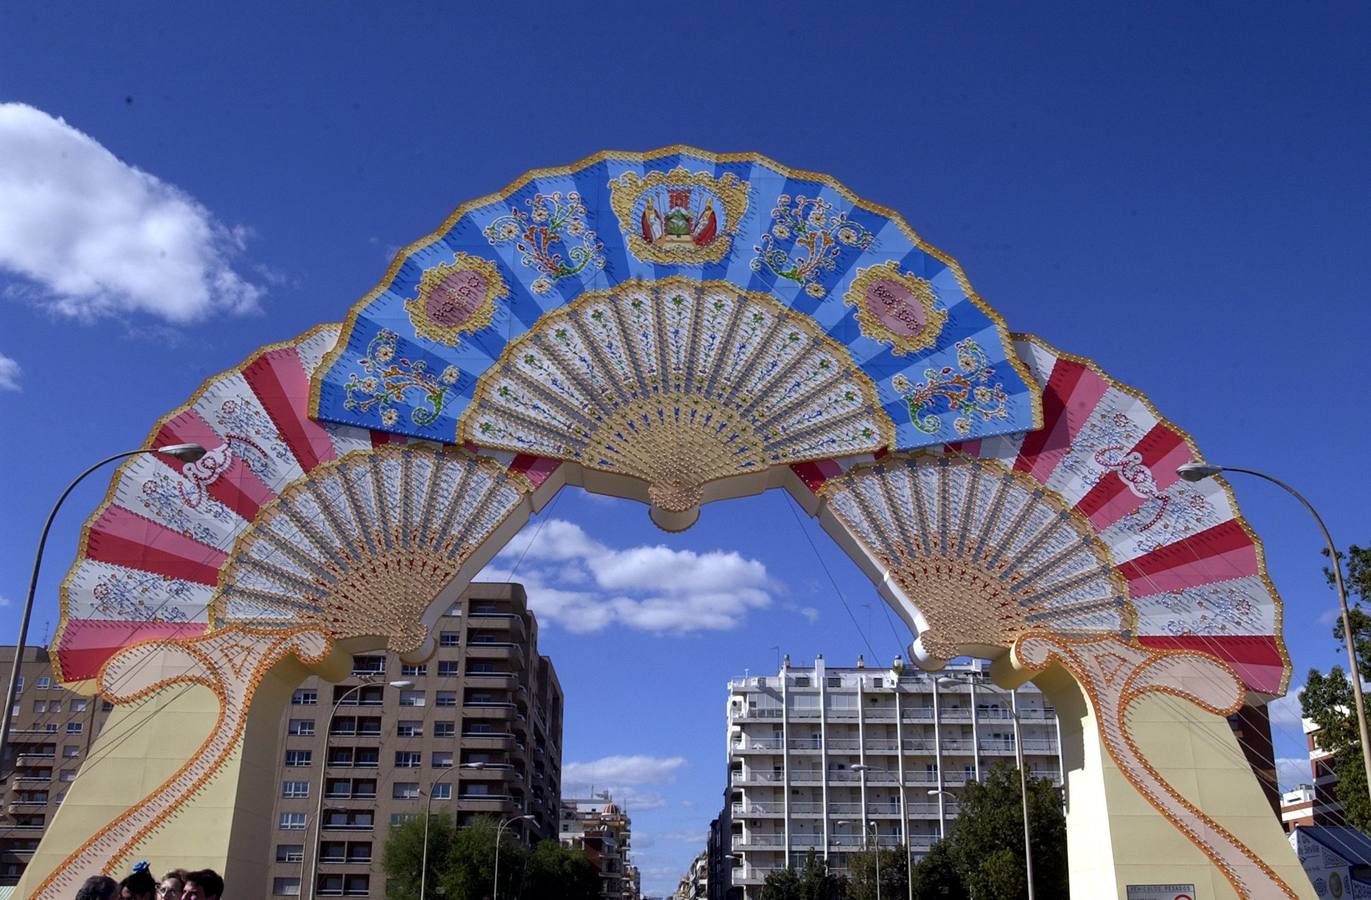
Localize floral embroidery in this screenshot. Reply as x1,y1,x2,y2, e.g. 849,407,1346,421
891,338,1008,434
343,330,461,429
92,570,194,623
752,194,874,297
404,253,509,346
484,191,604,287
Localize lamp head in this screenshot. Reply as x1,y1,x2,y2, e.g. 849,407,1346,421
1176,462,1223,482
156,442,207,462
389,680,414,688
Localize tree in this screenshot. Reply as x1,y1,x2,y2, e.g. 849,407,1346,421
846,842,908,900
1325,544,1371,671
438,816,527,900
910,840,968,899
948,763,1068,899
381,814,456,900
1300,666,1371,830
760,850,846,900
519,839,600,900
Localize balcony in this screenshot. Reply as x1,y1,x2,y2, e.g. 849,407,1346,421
465,642,525,664
461,732,516,751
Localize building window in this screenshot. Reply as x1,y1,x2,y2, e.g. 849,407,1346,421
59,769,77,783
397,721,423,737
292,689,318,705
392,782,420,799
288,719,315,736
445,602,462,616
282,780,310,798
272,877,301,896
432,751,453,768
63,745,80,759
66,722,82,734
434,721,456,737
401,663,427,677
439,632,459,647
350,656,385,676
36,677,52,690
399,691,425,707
431,783,452,800
390,812,417,825
279,812,307,830
14,676,22,693
285,750,313,767
70,698,88,712
436,691,457,707
33,700,47,713
395,751,421,768
277,844,305,863
437,661,460,677
101,700,114,711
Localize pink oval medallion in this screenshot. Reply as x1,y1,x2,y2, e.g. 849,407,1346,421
426,269,490,328
864,278,929,338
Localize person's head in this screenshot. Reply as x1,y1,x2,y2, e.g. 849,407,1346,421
75,875,119,900
120,862,157,900
158,870,188,900
180,869,223,900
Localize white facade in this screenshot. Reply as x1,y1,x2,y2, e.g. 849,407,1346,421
724,656,1063,895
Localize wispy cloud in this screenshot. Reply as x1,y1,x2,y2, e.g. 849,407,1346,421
0,595,11,608
0,103,261,323
562,754,688,813
1277,756,1310,790
480,519,779,635
1268,687,1306,729
0,353,18,392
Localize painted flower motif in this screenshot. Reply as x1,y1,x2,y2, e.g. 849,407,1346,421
495,221,519,241
360,377,379,394
772,223,791,241
804,282,826,298
806,207,827,227
440,366,460,385
374,344,395,364
836,226,858,246
892,374,913,393
531,204,550,223
531,277,553,294
954,417,972,435
567,220,585,236
380,409,399,427
973,386,992,403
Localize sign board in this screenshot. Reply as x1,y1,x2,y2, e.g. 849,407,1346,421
1126,886,1196,900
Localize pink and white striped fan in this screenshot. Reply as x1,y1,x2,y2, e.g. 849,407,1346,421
51,325,555,685
950,334,1289,697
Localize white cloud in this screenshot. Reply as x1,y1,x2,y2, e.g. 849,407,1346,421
1268,688,1305,729
0,595,11,608
1318,608,1341,626
564,754,688,786
1277,756,1311,791
0,354,17,391
480,519,779,635
0,103,261,323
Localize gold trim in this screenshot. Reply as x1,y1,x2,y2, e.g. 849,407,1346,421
844,261,947,356
404,252,509,346
607,166,749,265
308,145,1043,436
1005,331,1292,698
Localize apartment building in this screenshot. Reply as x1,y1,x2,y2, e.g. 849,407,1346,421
267,582,563,898
1277,717,1343,832
560,797,640,900
718,655,1062,897
0,646,115,889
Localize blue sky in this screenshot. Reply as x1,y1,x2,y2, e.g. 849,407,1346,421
1,3,1369,894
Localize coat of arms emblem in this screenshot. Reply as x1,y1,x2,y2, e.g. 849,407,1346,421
608,167,749,265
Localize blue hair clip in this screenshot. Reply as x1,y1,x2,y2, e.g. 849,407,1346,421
132,860,150,874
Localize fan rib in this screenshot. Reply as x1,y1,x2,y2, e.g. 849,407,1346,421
955,464,982,558
337,464,378,558
999,510,1071,583
603,301,653,400
368,453,393,553
970,475,1012,563
305,478,361,563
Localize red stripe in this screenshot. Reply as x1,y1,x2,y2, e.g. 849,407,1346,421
1017,358,1112,480
1118,520,1259,595
371,430,407,446
1078,424,1189,530
244,349,337,471
86,507,227,585
944,439,982,456
509,454,561,488
790,459,844,493
57,620,207,683
153,414,271,522
1138,634,1285,695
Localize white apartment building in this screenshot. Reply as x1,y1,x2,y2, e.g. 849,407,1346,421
723,655,1062,895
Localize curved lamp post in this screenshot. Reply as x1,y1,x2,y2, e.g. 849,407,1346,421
837,818,881,900
307,676,413,900
418,762,486,900
1178,461,1371,805
0,443,207,764
494,813,535,900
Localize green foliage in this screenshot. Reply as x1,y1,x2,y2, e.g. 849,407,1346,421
381,815,599,900
760,850,847,900
381,815,455,900
1300,666,1371,830
1325,544,1371,672
845,843,908,900
948,763,1068,899
910,840,968,899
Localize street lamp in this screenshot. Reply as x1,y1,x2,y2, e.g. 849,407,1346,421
939,674,1035,900
837,819,881,900
0,443,207,764
1178,461,1371,803
494,813,535,900
307,676,413,900
418,762,486,900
